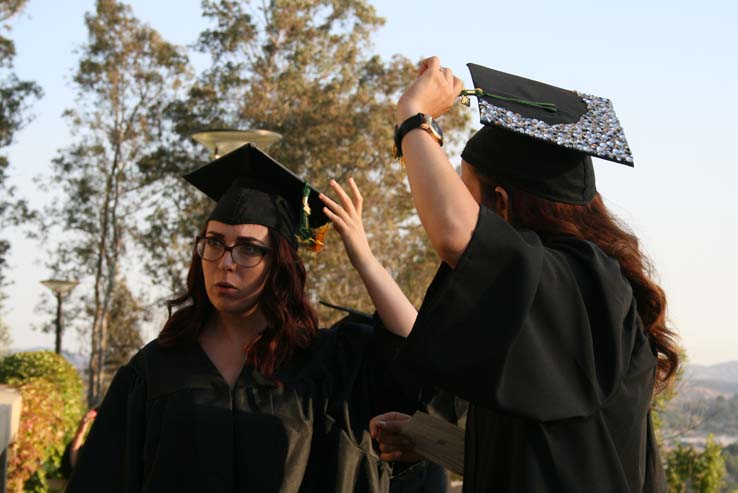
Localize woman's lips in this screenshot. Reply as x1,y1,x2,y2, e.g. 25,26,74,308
214,281,238,294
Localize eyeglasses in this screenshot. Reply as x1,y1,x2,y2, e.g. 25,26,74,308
195,236,271,268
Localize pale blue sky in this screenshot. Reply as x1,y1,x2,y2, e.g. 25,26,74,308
2,0,737,364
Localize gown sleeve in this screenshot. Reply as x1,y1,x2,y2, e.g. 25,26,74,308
66,364,146,493
329,313,420,429
396,205,640,422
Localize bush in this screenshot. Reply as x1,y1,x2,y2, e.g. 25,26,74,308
0,351,85,492
0,351,85,438
665,435,726,493
3,378,64,492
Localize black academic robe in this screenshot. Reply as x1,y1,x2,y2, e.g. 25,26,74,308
396,206,667,493
67,316,416,493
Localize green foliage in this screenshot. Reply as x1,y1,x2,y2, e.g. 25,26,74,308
722,443,738,493
0,0,41,306
0,351,86,438
666,435,726,493
103,279,145,387
0,350,85,492
42,0,190,404
0,313,11,355
3,378,63,493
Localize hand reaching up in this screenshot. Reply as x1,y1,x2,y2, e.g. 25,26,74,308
319,178,374,271
320,177,417,338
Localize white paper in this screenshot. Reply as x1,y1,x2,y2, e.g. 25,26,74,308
398,411,465,475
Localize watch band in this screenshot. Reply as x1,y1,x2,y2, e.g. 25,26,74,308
393,113,443,160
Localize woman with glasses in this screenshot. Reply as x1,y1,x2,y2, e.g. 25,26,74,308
67,144,423,493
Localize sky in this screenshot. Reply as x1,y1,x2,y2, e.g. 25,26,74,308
1,0,737,365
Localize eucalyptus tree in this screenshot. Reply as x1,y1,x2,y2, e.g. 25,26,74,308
144,0,469,323
44,0,190,405
0,0,41,352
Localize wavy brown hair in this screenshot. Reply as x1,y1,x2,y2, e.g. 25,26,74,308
158,227,319,380
479,175,680,392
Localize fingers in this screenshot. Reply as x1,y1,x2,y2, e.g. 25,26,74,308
348,177,362,215
375,411,412,423
320,178,363,223
376,429,413,447
440,67,465,97
425,56,440,72
321,204,346,232
369,416,383,438
453,75,464,95
328,179,357,217
440,66,451,81
319,192,350,224
380,450,406,462
417,56,440,77
370,411,411,439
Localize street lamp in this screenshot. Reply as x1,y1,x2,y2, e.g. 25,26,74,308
40,279,79,354
189,128,282,159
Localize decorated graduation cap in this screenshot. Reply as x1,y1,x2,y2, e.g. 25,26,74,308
183,144,330,251
459,63,633,204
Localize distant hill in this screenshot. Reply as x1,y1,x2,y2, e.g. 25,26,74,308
686,361,738,383
662,361,738,446
672,361,738,404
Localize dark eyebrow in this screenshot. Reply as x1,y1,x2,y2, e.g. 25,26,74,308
204,232,269,247
236,236,264,242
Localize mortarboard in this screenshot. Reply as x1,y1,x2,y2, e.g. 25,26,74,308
460,63,633,204
183,144,329,251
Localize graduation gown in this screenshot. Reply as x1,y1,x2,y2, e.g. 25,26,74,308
396,206,667,492
67,316,415,493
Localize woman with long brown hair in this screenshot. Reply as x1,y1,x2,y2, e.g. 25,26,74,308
370,59,679,492
67,144,420,493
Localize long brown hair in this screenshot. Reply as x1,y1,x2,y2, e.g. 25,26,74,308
481,176,680,392
158,228,319,379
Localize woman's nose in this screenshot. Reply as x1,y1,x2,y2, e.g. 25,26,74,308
218,249,237,270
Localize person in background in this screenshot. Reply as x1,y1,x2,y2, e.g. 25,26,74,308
59,408,97,479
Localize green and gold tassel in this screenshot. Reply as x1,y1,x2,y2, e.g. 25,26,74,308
296,183,329,252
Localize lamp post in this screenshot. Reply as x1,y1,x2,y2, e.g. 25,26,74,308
190,128,282,159
40,279,79,354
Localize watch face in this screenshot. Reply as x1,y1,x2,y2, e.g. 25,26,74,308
422,115,443,141
429,118,444,139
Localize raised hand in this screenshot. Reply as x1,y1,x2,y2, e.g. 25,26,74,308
319,178,373,271
397,56,464,123
319,177,417,338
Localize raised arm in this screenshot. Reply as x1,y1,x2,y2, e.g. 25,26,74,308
396,56,479,267
320,178,417,337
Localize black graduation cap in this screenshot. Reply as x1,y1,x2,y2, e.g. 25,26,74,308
183,144,330,251
460,63,633,204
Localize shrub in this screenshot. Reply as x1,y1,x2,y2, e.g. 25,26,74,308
3,378,64,492
0,351,85,438
0,351,85,492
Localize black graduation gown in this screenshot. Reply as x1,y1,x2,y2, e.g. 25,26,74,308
67,317,416,493
395,206,667,493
